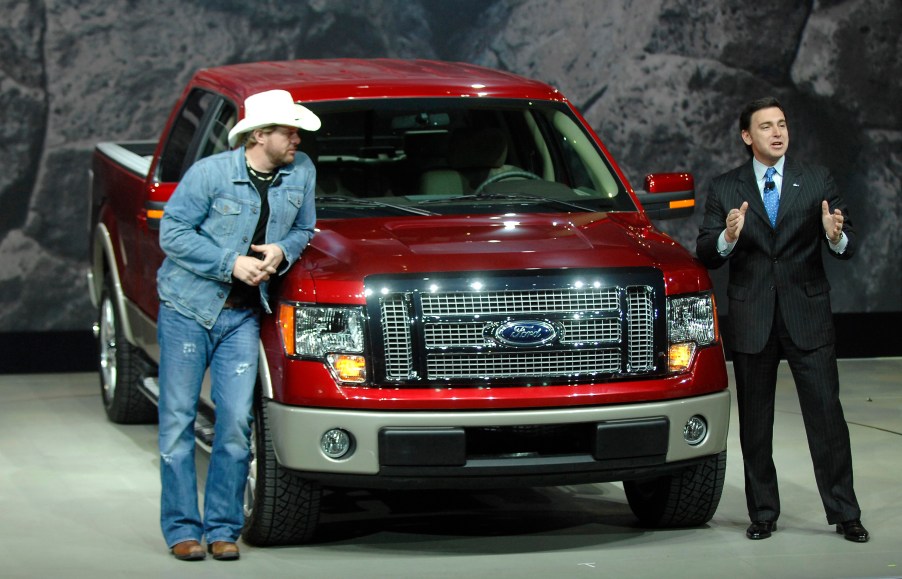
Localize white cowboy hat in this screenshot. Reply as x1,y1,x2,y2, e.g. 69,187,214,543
227,89,321,147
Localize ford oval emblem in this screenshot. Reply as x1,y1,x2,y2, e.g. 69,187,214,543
494,320,557,347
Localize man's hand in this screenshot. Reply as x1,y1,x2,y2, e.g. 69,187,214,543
822,201,844,243
232,254,274,286
724,201,749,243
251,243,285,274
232,245,284,286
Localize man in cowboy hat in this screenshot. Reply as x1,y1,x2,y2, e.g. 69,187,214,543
156,89,320,561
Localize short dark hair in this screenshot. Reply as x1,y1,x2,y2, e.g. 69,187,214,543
739,97,784,154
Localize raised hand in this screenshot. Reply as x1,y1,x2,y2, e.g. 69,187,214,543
821,200,843,243
725,201,749,243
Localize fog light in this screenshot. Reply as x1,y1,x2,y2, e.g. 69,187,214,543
683,416,707,446
321,428,353,459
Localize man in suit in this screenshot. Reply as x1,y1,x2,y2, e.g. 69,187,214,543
696,97,869,542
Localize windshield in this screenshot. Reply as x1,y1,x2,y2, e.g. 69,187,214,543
300,98,635,218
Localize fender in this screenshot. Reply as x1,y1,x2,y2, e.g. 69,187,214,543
258,341,274,400
89,223,158,358
89,223,131,343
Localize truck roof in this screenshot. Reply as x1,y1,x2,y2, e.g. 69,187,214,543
192,58,567,106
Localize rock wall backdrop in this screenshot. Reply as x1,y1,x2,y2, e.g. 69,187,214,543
1,0,900,332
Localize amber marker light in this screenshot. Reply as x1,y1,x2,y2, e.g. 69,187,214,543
328,354,367,383
279,303,296,356
668,342,697,373
669,199,695,209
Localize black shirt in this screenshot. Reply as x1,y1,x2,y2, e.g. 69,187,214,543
225,164,276,308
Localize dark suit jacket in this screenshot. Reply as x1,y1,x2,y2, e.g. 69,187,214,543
696,157,855,354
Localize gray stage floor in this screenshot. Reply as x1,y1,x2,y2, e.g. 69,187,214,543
1,359,900,579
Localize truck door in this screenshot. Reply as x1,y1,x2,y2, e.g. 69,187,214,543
136,89,237,320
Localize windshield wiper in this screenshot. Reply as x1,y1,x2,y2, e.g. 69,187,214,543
418,191,598,213
316,195,438,216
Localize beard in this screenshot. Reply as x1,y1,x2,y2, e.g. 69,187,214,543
266,146,296,168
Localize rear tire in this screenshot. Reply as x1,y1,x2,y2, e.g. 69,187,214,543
242,396,322,546
97,274,157,424
624,451,726,527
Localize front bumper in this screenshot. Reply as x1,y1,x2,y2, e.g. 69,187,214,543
267,390,730,485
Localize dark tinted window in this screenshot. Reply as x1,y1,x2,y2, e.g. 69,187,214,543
157,90,217,182
198,102,237,161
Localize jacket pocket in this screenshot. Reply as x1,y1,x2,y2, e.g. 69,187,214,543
209,196,243,236
273,188,304,231
286,188,304,209
804,278,831,296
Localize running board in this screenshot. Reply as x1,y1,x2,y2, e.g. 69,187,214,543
142,377,214,452
140,376,160,400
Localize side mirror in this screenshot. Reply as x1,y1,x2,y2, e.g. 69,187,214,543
635,172,695,219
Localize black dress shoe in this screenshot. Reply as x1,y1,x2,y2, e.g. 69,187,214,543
836,519,870,542
746,521,777,540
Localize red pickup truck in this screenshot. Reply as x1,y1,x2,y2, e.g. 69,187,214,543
88,58,729,545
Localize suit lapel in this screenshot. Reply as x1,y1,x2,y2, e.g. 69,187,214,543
776,157,802,228
736,160,769,227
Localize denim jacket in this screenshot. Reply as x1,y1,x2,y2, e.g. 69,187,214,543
157,146,316,328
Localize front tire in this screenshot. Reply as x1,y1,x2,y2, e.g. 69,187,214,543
242,396,322,546
97,274,157,424
623,451,726,527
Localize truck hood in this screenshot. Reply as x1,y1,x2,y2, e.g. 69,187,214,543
297,212,705,290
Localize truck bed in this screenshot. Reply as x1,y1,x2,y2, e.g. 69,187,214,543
95,141,156,177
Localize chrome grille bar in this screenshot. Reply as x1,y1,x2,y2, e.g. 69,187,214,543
381,294,415,380
421,288,619,316
627,286,654,371
424,323,490,348
560,318,621,344
428,349,621,378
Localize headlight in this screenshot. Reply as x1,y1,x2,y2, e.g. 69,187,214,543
279,304,367,383
294,307,365,356
666,293,717,372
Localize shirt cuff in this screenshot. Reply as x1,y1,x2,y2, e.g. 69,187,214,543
717,230,737,256
828,231,848,254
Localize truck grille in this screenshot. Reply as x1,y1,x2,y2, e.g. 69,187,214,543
368,270,664,384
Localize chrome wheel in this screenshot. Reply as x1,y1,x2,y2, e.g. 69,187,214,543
244,423,258,519
96,273,157,424
99,295,118,408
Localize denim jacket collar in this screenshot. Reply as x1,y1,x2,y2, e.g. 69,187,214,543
229,146,297,184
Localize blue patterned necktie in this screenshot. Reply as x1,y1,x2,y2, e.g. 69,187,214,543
763,166,779,228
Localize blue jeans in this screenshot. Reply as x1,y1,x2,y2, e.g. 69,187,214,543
157,303,260,547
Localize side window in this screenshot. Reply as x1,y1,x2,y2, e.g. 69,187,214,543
157,89,217,182
198,102,237,160
550,111,620,198
557,134,595,190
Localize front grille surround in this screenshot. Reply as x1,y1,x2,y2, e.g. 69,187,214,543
367,269,666,386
